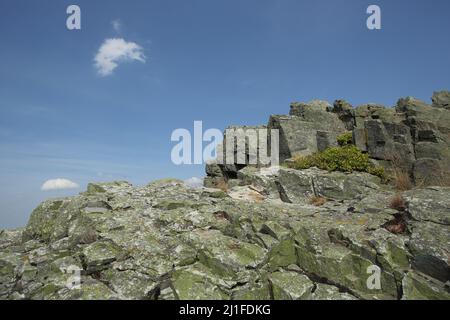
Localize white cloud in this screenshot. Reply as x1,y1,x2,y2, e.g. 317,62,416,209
184,177,204,189
94,38,146,76
111,19,122,33
41,179,79,191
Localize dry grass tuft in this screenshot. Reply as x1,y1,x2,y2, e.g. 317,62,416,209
386,151,413,191
215,179,229,192
249,191,266,203
308,196,327,207
393,170,413,191
389,194,407,212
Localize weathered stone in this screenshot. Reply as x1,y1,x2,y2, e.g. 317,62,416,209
237,166,280,199
231,282,271,300
404,187,450,225
101,269,157,300
203,176,227,189
87,181,132,194
432,91,450,109
22,199,69,242
313,171,380,201
205,162,224,177
277,168,315,203
332,100,355,130
267,239,297,271
316,131,338,152
171,264,229,300
289,100,332,118
82,240,124,272
278,168,380,203
59,278,118,300
412,158,443,186
407,221,450,283
185,229,266,277
353,128,368,152
402,271,450,300
309,283,357,300
269,271,314,300
354,104,388,127
4,91,450,301
269,106,346,161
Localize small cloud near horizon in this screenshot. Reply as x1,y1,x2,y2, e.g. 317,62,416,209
41,178,80,191
94,38,146,76
184,177,204,189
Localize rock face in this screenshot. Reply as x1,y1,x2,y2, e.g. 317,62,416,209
277,168,381,203
1,92,449,300
205,91,450,188
1,178,449,300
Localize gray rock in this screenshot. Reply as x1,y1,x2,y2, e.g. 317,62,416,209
316,131,338,152
277,168,380,203
4,91,450,301
432,91,450,109
353,128,368,152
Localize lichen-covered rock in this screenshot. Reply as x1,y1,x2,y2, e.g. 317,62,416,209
1,177,449,300
309,284,357,300
3,90,450,301
171,264,229,300
269,271,314,300
277,168,380,203
231,282,271,300
402,271,450,300
82,240,124,272
432,91,450,109
205,91,450,189
404,187,450,225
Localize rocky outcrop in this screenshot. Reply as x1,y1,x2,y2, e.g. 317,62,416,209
1,179,449,300
1,91,449,300
277,168,381,203
205,91,450,188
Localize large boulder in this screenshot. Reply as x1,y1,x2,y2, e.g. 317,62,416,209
268,100,346,161
432,91,450,110
277,168,380,203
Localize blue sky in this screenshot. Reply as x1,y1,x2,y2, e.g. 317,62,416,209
1,0,450,228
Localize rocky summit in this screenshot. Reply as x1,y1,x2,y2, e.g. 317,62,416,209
1,92,450,300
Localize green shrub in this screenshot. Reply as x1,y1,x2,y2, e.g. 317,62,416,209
367,166,386,180
288,145,386,179
337,132,353,146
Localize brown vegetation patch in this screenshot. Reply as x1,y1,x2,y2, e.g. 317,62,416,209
383,212,409,235
389,194,407,211
308,196,327,207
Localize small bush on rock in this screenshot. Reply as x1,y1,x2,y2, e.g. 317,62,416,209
288,145,386,179
337,132,353,146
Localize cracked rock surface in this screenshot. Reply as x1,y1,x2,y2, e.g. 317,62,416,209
1,178,449,300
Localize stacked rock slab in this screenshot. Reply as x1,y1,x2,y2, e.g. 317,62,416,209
204,125,269,188
205,100,348,188
205,91,450,188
